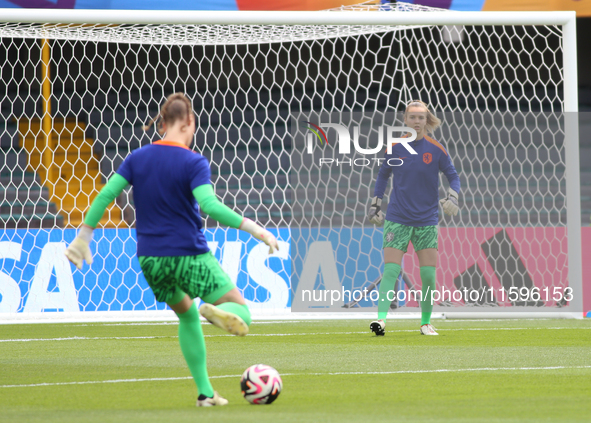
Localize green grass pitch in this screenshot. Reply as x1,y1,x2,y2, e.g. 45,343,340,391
1,318,590,423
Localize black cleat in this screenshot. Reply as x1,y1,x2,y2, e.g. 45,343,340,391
370,320,385,336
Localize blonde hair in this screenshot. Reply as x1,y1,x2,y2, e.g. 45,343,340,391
404,100,441,134
144,93,194,135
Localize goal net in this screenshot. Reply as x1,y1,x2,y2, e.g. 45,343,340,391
0,3,582,321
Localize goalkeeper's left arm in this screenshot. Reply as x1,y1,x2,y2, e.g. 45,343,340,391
65,173,129,269
192,184,279,254
367,155,393,226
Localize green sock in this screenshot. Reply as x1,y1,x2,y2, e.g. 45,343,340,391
216,302,252,326
177,302,215,398
378,263,402,320
420,266,436,325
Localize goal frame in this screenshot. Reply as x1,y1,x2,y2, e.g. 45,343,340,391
0,9,582,322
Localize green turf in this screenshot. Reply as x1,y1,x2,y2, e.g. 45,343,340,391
1,318,590,423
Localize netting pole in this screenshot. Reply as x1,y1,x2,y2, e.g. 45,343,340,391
562,12,584,315
40,38,53,184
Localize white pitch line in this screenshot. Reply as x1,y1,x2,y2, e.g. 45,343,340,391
70,321,308,327
1,327,590,343
2,365,590,389
71,322,179,327
437,327,591,331
0,336,176,343
0,332,372,342
308,365,591,376
0,374,252,389
67,318,564,327
0,376,194,388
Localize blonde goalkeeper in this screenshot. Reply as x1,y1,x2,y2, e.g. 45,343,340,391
368,100,460,336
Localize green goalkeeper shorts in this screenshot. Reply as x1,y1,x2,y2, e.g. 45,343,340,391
138,252,235,304
382,220,438,253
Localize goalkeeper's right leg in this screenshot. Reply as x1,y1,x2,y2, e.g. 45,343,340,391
200,260,252,337
372,224,409,336
175,252,252,336
199,299,249,337
372,260,403,336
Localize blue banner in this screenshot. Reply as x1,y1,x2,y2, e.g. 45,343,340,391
290,228,385,311
0,228,290,314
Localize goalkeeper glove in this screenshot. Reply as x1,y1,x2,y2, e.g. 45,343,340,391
439,188,459,216
64,225,94,270
368,196,385,226
239,218,279,254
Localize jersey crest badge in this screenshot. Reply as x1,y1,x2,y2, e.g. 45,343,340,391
423,152,432,164
386,232,395,243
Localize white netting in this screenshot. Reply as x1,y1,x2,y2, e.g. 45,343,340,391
0,3,580,319
0,2,443,46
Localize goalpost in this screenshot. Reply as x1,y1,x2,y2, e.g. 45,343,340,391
0,4,582,322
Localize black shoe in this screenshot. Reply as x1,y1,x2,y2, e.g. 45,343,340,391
370,320,385,336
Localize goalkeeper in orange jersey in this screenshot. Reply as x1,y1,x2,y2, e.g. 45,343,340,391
367,100,460,336
65,93,278,407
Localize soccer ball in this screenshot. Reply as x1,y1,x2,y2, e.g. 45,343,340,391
240,364,283,404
